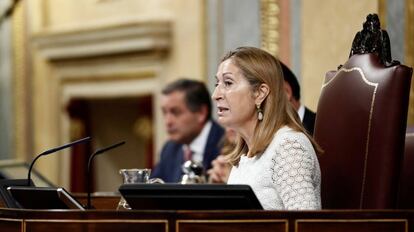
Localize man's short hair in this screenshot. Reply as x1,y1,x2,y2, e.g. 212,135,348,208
162,78,212,120
281,62,301,101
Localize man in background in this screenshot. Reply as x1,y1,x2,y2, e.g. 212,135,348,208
281,62,316,135
151,78,225,183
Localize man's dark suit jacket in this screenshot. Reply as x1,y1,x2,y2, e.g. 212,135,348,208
303,107,316,136
151,121,225,183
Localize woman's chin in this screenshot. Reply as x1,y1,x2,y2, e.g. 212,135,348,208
217,117,230,127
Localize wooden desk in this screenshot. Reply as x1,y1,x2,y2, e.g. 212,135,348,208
0,207,413,232
0,194,412,232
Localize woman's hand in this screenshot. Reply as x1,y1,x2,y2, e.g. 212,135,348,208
207,155,231,183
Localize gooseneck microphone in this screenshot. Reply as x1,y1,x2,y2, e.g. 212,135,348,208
86,141,126,209
27,137,91,186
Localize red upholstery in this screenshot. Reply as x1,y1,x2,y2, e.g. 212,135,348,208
397,128,414,208
314,53,412,209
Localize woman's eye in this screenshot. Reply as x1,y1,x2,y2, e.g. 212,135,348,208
224,81,232,86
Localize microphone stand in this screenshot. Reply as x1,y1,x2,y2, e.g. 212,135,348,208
27,137,91,186
86,141,125,209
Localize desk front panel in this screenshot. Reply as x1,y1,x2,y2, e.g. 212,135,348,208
0,218,21,232
177,219,288,232
25,219,168,232
296,219,408,232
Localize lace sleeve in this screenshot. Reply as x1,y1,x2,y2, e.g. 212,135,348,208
272,137,319,210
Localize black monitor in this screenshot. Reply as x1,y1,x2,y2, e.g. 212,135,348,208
5,186,85,210
119,184,263,210
0,179,35,208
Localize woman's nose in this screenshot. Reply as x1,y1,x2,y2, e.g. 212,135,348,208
212,86,222,101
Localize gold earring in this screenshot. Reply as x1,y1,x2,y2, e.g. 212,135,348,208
256,104,263,121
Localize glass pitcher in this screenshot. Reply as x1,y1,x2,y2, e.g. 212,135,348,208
117,168,151,210
117,168,164,210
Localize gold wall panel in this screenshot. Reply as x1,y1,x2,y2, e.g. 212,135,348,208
301,0,378,110
406,0,414,126
260,0,279,57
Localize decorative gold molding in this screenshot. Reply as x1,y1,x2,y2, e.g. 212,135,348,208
260,0,279,57
12,0,31,160
0,218,23,222
26,219,169,223
32,21,172,60
322,67,378,89
60,70,157,84
406,0,414,126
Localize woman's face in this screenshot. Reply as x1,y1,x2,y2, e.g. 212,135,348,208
212,59,258,130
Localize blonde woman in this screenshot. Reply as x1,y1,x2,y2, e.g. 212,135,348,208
212,47,322,210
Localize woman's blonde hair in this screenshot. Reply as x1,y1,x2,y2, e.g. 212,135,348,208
221,47,322,166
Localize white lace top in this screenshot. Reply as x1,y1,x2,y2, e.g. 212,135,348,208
227,126,321,210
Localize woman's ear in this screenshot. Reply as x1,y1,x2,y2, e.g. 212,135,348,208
255,83,270,105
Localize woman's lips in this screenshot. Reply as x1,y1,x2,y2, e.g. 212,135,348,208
217,106,229,116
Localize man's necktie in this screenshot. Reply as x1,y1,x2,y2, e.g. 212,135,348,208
183,145,193,161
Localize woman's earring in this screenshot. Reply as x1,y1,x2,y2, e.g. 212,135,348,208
256,104,263,121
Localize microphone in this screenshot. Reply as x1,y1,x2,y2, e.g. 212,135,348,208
27,137,91,186
86,141,126,209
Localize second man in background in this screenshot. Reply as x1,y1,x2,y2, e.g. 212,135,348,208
151,79,225,183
